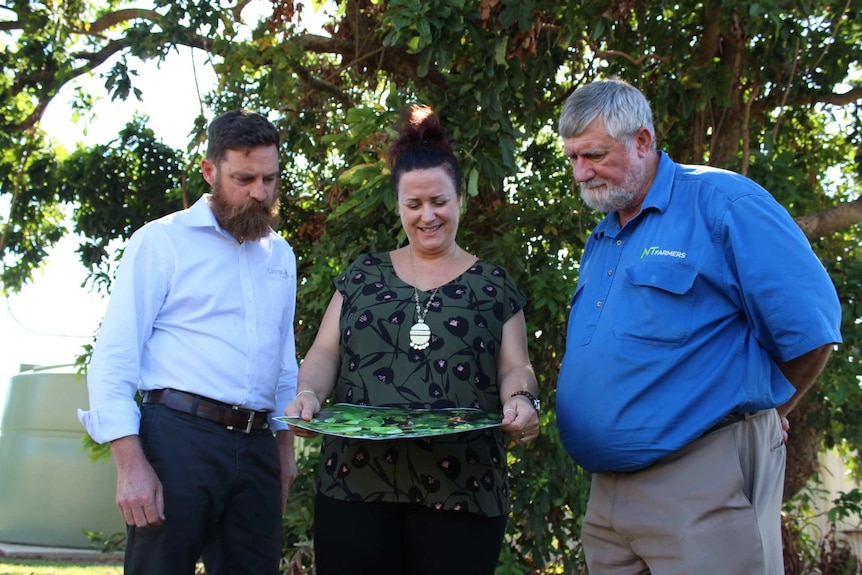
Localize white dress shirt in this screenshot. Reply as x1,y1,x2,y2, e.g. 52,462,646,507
78,195,298,443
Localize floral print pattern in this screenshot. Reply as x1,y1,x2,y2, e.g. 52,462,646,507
315,252,527,517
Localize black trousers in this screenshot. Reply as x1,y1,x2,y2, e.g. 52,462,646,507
314,492,508,575
124,404,282,575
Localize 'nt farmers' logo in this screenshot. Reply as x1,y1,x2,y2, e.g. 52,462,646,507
641,246,687,259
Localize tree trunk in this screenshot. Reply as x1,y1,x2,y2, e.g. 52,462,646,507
783,395,822,502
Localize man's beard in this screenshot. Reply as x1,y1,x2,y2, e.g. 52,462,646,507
579,147,644,213
210,182,281,242
579,179,641,213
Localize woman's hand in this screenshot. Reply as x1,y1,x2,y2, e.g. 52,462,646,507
284,389,321,438
500,394,540,445
496,310,540,446
286,291,342,439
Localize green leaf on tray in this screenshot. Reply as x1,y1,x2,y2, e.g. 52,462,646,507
276,403,503,440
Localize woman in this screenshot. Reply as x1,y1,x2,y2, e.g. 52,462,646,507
285,104,539,575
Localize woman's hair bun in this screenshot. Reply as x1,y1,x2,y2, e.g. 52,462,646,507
388,104,452,167
386,103,463,196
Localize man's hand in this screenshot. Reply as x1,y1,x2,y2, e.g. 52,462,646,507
111,435,165,527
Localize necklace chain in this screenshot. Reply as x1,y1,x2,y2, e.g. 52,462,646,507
413,286,439,322
409,244,453,321
407,245,455,351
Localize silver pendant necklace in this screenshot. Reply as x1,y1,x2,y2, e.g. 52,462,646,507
409,286,438,350
407,244,455,351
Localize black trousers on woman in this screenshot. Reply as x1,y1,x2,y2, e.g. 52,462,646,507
314,492,508,575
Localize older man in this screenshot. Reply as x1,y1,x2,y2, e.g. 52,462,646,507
555,79,842,574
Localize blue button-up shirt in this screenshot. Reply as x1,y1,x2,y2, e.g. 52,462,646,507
556,152,842,473
79,195,298,443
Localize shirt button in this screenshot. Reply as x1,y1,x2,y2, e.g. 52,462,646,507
616,240,623,246
607,269,614,276
596,301,603,307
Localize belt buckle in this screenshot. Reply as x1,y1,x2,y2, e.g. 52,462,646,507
227,406,255,434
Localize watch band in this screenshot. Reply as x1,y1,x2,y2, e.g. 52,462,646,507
510,390,541,413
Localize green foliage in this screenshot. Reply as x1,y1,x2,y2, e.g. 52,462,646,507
783,486,862,575
64,119,192,279
282,438,320,573
3,0,862,572
0,132,67,294
819,234,862,459
505,412,589,573
83,529,127,554
827,488,862,526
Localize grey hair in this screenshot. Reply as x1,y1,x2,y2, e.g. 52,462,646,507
558,79,656,149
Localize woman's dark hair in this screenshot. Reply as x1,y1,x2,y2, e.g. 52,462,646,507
387,104,463,196
206,109,280,163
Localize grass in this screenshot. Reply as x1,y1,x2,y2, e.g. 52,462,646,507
0,559,122,575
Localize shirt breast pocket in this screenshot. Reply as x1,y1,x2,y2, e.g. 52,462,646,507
614,261,698,345
261,275,294,326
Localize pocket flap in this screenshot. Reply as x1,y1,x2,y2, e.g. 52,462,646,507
625,261,698,295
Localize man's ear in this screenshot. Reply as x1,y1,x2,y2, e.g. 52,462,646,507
634,127,653,157
201,158,217,185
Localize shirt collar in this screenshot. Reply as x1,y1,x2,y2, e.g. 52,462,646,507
187,194,219,228
641,151,674,213
186,194,239,242
593,151,674,239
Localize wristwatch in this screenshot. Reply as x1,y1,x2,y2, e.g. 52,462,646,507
510,390,541,414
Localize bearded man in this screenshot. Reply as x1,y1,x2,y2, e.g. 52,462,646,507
555,79,842,574
79,109,298,575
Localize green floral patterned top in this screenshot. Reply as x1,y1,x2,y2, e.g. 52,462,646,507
315,251,528,517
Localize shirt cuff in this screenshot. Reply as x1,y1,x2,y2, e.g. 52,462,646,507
77,401,141,444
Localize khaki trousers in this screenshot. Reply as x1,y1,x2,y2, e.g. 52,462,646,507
581,409,785,575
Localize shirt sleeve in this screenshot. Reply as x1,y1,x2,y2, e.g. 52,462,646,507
270,249,299,431
721,193,843,362
498,265,528,320
77,225,172,444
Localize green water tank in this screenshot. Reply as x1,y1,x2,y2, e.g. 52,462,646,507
0,364,125,548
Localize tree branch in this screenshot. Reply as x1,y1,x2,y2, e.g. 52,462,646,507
300,33,447,88
292,63,352,106
591,47,670,67
795,197,862,239
8,30,210,133
815,85,862,106
86,8,164,34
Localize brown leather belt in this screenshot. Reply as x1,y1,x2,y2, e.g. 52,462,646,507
142,388,270,433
